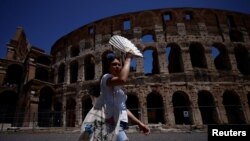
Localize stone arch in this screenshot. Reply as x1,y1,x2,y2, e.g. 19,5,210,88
84,54,95,80
126,93,140,125
166,43,184,73
66,98,76,127
141,33,156,42
248,92,250,109
57,63,65,83
234,44,250,75
172,91,192,125
230,29,244,42
70,60,79,83
38,86,54,127
198,90,219,124
70,45,80,57
0,90,18,124
146,91,165,124
130,56,137,72
211,43,232,71
223,90,246,124
53,100,62,127
227,14,244,42
81,95,92,120
143,47,160,75
189,42,207,69
4,64,23,86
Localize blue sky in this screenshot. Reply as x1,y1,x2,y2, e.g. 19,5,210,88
0,0,250,58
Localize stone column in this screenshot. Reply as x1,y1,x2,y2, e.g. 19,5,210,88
204,45,217,71
216,94,228,124
27,58,36,81
241,96,250,123
238,90,250,123
29,102,38,127
139,90,148,124
136,57,144,74
27,90,39,127
177,23,186,36
53,67,58,84
75,95,82,127
62,89,67,127
228,51,240,74
181,47,193,73
95,55,103,80
190,93,203,127
65,64,70,84
220,24,230,42
78,59,85,81
241,27,250,42
157,46,169,74
165,89,175,127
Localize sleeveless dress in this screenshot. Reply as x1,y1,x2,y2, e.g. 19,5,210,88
78,74,127,141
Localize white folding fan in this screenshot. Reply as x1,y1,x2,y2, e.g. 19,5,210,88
109,35,143,57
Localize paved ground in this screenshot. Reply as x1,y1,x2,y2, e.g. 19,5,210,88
0,131,207,141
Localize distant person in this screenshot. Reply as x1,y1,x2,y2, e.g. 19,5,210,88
79,51,150,141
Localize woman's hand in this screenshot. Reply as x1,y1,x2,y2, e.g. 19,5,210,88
125,49,134,59
138,122,150,135
127,109,150,135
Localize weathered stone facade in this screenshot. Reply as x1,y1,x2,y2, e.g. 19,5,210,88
1,8,250,130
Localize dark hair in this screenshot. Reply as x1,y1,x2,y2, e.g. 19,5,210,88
96,53,120,97
103,53,120,74
106,53,116,64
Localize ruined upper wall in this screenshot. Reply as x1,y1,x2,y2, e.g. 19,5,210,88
50,7,250,60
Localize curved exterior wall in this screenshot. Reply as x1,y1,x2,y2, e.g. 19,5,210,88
49,8,250,129
1,8,249,130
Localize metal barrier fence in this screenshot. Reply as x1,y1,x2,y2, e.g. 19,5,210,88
0,105,249,132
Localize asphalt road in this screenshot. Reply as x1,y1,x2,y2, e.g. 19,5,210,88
0,132,207,141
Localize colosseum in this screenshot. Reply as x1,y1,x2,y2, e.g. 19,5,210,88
0,7,250,131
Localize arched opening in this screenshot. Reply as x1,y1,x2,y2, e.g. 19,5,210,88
4,64,23,87
230,30,244,42
84,55,95,80
70,60,78,83
189,42,207,68
142,34,155,43
82,96,92,120
143,48,160,75
211,43,232,71
66,98,76,127
234,45,250,75
57,63,65,83
0,91,18,124
147,92,164,124
70,45,80,57
172,92,192,125
166,43,184,73
130,57,137,72
223,91,246,124
198,91,219,124
38,86,54,127
53,101,62,127
126,94,139,125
